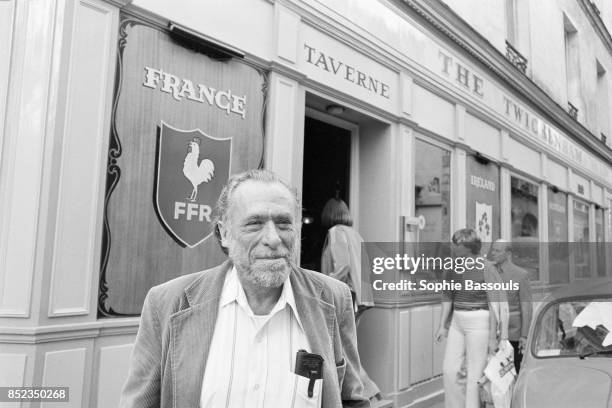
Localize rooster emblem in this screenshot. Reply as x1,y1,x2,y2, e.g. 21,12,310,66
183,137,215,202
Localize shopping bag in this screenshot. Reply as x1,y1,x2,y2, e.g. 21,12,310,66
483,340,515,408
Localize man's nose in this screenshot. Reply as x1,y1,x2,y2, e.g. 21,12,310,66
261,220,282,247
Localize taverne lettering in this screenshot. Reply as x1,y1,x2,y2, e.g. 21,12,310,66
304,44,390,99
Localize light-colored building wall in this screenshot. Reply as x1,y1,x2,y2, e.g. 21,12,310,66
441,0,507,52
442,0,612,144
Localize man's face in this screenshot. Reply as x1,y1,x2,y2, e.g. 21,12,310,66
489,242,509,264
220,180,298,289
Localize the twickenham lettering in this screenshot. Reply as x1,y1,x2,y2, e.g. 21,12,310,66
143,66,246,119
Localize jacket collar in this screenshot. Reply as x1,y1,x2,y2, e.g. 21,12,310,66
170,261,335,408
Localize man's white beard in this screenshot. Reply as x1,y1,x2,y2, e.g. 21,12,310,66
247,258,291,288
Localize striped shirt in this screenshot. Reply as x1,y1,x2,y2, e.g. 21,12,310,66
453,267,489,310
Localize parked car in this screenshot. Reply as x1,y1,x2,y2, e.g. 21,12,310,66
512,278,612,408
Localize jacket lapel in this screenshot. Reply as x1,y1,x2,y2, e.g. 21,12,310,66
290,267,338,408
169,261,230,408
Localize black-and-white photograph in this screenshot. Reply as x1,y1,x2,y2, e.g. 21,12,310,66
1,0,612,407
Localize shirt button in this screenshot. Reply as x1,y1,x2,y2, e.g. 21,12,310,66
254,384,260,390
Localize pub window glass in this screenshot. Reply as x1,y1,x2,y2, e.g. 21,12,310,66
415,139,451,280
511,176,539,280
573,199,590,278
415,139,451,243
595,207,605,277
548,188,568,284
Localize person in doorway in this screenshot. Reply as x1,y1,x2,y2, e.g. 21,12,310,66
435,228,509,408
119,169,371,408
488,239,532,373
320,197,374,320
320,197,380,401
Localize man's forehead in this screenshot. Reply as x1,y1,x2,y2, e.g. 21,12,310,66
229,180,297,213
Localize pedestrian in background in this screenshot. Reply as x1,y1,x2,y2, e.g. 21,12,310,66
435,228,509,408
320,197,380,401
488,239,532,373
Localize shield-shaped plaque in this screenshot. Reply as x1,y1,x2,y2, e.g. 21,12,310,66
155,121,231,248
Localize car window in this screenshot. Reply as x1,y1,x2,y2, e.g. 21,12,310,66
534,298,612,357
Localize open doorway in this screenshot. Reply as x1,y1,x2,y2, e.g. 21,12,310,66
300,116,352,271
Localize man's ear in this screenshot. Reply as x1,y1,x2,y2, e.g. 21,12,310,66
218,219,230,247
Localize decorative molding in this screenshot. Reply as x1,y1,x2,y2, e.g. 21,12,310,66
0,318,140,344
0,0,59,317
48,0,116,318
97,16,137,318
577,0,612,57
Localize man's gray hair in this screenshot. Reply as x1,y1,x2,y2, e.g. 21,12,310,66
213,169,301,254
494,239,513,253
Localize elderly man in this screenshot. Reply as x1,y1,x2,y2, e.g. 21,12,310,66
489,239,533,372
119,169,370,408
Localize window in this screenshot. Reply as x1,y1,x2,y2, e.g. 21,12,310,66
415,139,451,243
595,207,605,276
535,298,612,358
548,188,569,284
414,139,451,280
596,59,609,142
511,176,539,280
573,199,590,278
564,14,581,119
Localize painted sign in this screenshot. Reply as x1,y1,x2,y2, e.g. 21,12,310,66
501,95,610,181
299,24,397,112
466,155,500,248
155,122,231,248
99,15,266,316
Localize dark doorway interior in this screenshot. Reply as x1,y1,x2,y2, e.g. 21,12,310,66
301,116,352,271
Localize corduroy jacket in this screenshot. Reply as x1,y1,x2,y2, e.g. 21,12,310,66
119,261,371,408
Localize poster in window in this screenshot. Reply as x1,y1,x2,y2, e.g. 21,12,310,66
98,15,267,316
466,155,500,254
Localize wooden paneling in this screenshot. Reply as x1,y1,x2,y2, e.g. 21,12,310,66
465,114,500,160
0,0,14,159
0,0,57,317
432,304,444,376
41,348,86,408
409,306,433,384
0,353,27,386
398,310,411,389
95,344,133,408
101,16,266,315
0,353,27,408
49,0,116,317
413,85,454,140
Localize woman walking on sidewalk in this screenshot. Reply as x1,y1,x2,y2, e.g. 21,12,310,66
435,228,509,408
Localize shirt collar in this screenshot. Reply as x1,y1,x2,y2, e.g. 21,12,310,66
219,267,304,330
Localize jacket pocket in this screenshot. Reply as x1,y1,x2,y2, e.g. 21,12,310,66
336,358,346,386
289,372,322,408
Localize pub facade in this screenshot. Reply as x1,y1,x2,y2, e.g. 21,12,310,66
1,0,612,407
